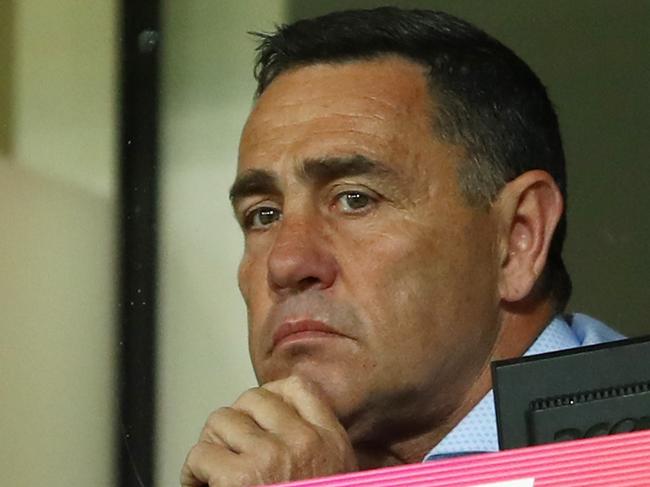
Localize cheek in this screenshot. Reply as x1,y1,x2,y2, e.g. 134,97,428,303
351,229,499,402
237,252,270,341
237,256,253,308
353,217,498,348
238,254,269,374
338,225,438,340
238,238,269,298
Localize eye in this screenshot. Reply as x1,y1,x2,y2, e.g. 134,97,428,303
335,191,374,213
244,206,281,230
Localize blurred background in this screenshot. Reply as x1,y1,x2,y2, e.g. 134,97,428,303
1,0,648,485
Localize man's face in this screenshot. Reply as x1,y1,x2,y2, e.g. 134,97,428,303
233,56,502,435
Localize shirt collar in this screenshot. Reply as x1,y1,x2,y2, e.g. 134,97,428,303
422,315,582,461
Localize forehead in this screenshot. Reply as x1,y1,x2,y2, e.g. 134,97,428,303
238,56,437,173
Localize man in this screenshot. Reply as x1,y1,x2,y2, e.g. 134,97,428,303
181,7,623,486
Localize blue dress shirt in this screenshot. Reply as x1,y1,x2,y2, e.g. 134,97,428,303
423,313,625,461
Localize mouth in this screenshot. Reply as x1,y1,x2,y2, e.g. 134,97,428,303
272,319,346,350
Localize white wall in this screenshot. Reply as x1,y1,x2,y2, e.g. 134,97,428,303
1,1,117,485
157,1,287,484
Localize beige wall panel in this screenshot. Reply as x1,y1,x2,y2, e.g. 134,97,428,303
13,0,117,197
0,162,115,486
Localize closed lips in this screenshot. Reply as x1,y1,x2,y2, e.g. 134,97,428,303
272,320,345,348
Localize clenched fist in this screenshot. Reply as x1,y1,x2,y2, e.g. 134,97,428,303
180,376,358,486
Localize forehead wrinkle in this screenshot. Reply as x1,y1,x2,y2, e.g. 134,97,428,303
297,155,402,187
254,86,414,131
249,111,389,138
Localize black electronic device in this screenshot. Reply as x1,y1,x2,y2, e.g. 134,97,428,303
492,333,650,450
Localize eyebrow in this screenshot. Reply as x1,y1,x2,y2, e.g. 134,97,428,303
229,169,280,205
229,155,399,207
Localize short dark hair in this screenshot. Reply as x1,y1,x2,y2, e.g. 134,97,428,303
251,7,572,310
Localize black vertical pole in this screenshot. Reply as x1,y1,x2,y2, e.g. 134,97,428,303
118,1,161,486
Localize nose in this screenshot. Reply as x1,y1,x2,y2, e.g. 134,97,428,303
267,214,338,295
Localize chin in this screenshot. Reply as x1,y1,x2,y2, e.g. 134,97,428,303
260,356,366,420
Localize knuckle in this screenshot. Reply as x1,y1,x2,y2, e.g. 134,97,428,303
200,407,234,440
234,386,263,406
187,440,204,458
183,441,208,470
205,406,232,426
199,407,233,445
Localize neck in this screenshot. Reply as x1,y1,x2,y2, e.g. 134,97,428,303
353,299,557,469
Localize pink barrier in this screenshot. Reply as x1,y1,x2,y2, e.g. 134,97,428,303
270,429,650,486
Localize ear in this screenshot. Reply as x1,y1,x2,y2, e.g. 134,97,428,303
495,170,564,303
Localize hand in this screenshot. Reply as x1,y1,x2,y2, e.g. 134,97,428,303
180,376,358,486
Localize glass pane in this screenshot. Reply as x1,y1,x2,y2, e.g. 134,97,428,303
156,0,649,484
157,1,286,484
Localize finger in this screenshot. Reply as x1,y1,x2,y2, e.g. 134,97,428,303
197,411,228,449
199,406,268,454
232,387,306,435
263,376,343,434
180,441,250,487
260,378,357,474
